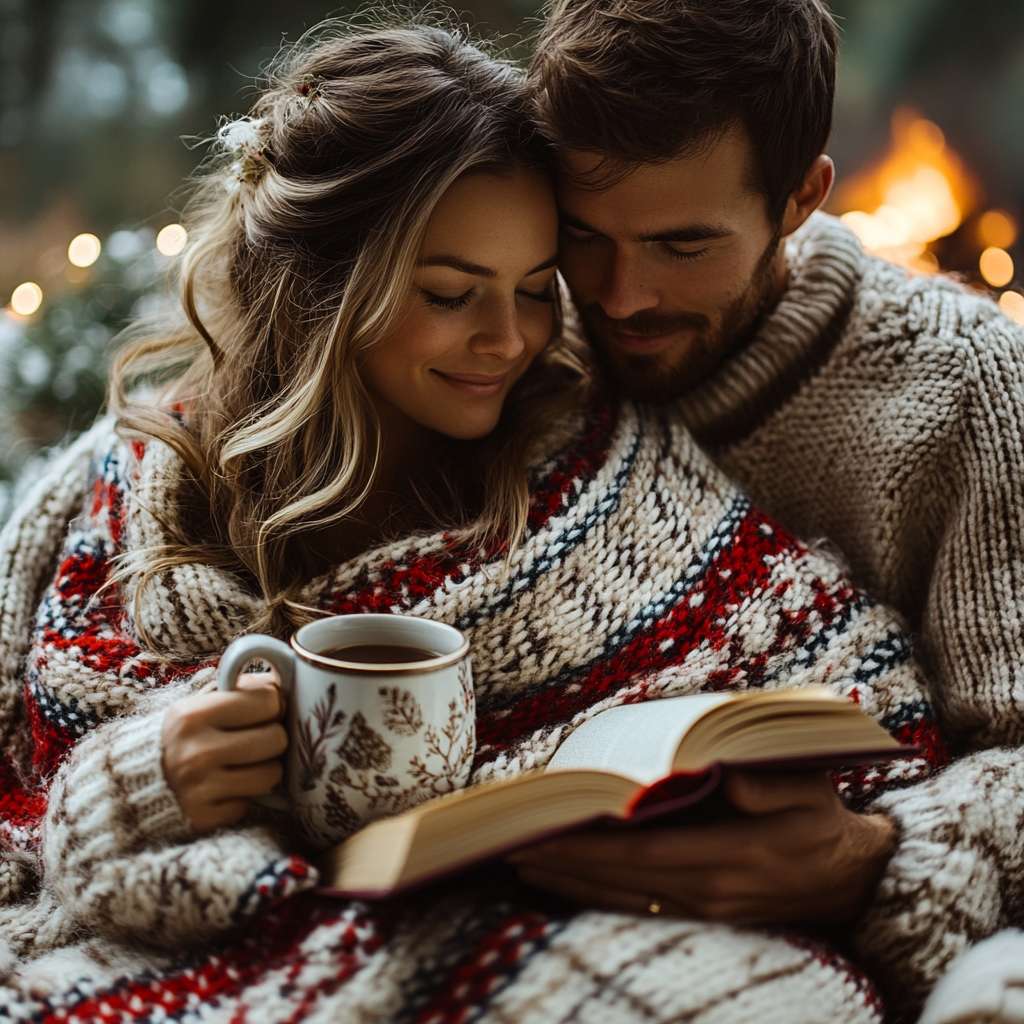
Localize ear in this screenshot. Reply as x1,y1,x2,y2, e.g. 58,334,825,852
779,155,835,238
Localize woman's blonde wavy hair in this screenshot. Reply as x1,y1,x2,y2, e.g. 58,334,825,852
109,14,593,641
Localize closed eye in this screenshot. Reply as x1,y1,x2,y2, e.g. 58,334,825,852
665,245,710,262
422,288,473,310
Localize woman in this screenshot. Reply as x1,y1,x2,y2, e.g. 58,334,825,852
0,16,941,1024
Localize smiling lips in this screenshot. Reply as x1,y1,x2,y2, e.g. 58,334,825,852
431,369,510,397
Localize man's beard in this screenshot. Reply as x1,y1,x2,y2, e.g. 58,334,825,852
581,234,781,404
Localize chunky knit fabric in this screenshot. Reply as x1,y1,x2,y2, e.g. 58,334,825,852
680,211,1024,1015
0,402,943,1022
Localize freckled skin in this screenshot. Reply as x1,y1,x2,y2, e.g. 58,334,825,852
362,169,559,440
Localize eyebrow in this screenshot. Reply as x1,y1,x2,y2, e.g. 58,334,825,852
638,223,733,244
419,254,558,277
560,211,732,245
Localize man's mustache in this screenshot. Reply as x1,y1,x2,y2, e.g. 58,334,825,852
581,304,710,338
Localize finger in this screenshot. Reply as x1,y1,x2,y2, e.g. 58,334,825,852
214,721,289,767
186,798,252,834
517,866,692,917
197,688,285,730
234,674,286,718
723,770,834,816
187,760,285,804
520,855,754,906
237,666,282,686
218,759,285,799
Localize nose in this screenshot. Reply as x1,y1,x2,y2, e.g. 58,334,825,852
599,249,660,322
469,297,526,362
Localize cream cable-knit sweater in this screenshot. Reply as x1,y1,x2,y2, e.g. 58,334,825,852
0,402,944,1022
681,211,1024,1011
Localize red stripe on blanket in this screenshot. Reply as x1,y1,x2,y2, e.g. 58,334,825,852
0,756,46,837
56,551,110,602
26,685,78,777
891,714,947,766
473,511,855,763
40,630,145,676
33,898,398,1024
413,911,556,1024
527,403,616,530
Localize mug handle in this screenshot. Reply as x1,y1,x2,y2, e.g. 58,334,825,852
217,634,296,812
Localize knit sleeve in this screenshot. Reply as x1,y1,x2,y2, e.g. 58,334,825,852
913,310,1024,752
0,423,111,764
3,436,318,954
850,747,1024,1021
40,694,317,950
839,308,1024,1019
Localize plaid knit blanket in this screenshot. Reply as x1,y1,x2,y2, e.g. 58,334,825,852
0,402,944,1022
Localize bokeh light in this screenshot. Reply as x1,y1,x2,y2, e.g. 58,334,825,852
156,223,187,256
834,110,977,274
9,280,43,315
999,291,1024,326
9,282,43,316
980,247,1015,288
978,210,1018,251
67,232,102,268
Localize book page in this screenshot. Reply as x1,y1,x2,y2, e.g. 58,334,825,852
546,694,734,785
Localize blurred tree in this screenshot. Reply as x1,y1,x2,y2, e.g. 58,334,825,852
0,0,543,246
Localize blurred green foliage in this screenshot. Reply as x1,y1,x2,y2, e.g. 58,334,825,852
0,233,175,515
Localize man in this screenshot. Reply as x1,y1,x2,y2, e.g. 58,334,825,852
511,0,1024,1017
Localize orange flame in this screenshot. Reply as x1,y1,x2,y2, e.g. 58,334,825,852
832,107,980,274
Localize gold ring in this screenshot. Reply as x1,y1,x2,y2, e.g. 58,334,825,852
647,897,662,915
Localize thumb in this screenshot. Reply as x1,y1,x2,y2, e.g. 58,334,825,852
723,770,833,815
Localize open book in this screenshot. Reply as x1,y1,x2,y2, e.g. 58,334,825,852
317,687,916,898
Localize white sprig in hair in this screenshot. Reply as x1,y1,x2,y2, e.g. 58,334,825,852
218,117,271,194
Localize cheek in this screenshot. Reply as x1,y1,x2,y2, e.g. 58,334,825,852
657,254,759,313
363,312,440,390
521,304,556,361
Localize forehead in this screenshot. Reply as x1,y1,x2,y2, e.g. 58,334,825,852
424,170,556,252
556,130,765,236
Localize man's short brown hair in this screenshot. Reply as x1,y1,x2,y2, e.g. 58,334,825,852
530,0,838,222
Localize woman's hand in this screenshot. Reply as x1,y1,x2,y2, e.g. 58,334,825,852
507,770,896,925
162,671,288,833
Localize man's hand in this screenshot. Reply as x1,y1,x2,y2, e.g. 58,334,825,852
507,770,896,925
162,671,288,833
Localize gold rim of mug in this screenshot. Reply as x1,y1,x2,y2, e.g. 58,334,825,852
289,629,471,675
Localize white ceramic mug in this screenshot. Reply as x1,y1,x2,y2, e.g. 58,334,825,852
218,614,475,850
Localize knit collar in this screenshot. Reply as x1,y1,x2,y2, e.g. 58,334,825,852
680,211,864,449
